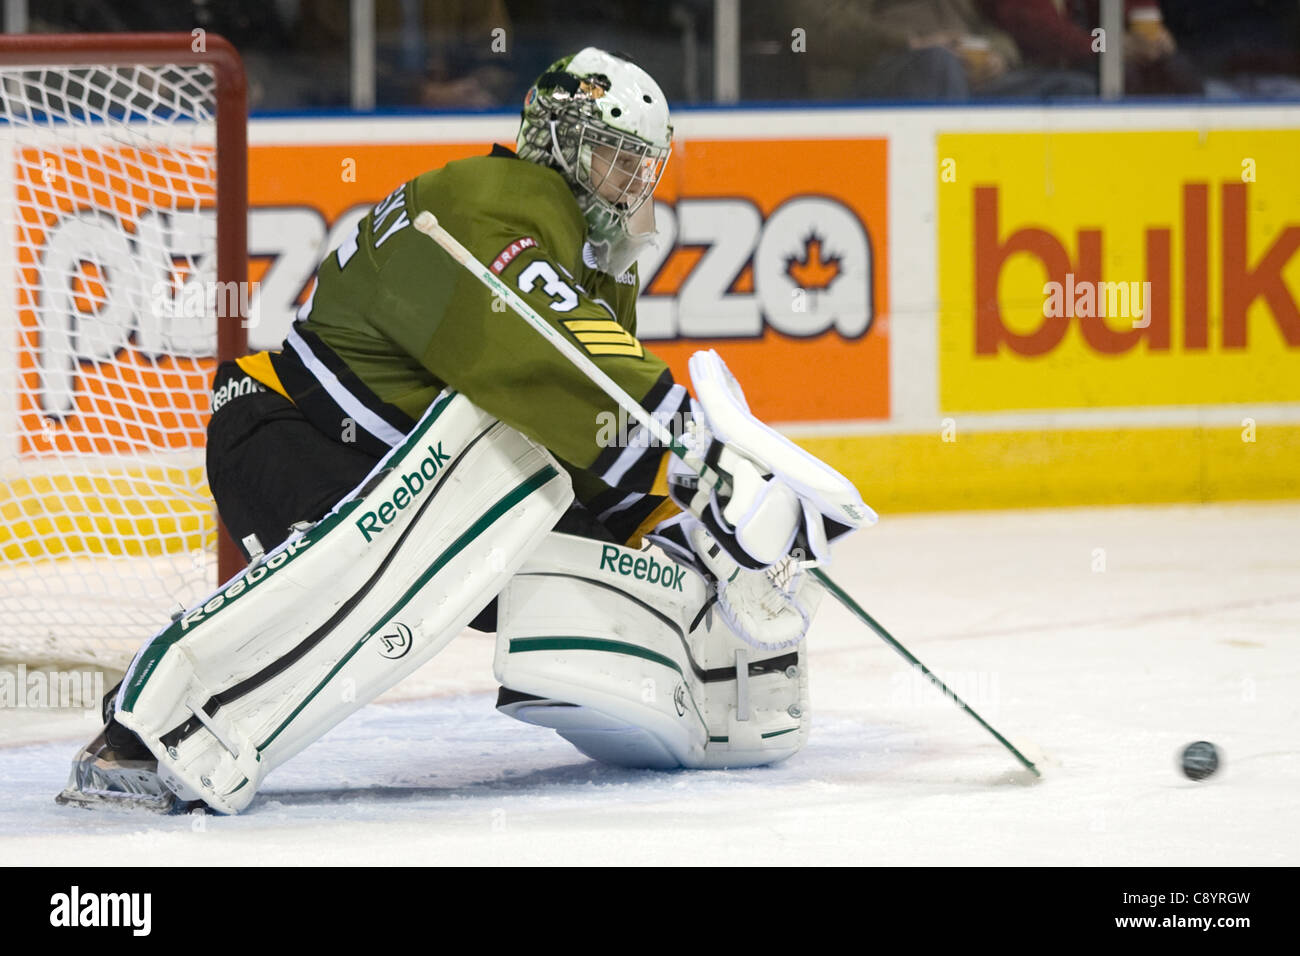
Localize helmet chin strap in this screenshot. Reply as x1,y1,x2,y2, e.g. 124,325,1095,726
610,230,659,276
547,119,572,176
624,200,656,239
586,207,659,276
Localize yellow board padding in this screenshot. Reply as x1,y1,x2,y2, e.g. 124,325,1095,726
794,423,1300,514
5,424,1296,563
0,467,216,561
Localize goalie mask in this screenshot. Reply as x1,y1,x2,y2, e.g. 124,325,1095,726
517,47,672,276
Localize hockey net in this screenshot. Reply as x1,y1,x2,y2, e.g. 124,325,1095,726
0,34,246,673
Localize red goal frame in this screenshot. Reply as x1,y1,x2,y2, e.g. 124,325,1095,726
0,32,249,582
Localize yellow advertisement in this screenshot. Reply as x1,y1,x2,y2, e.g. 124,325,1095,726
938,130,1300,412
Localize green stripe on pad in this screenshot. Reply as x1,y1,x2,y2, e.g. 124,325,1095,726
120,390,461,713
508,636,682,676
508,635,712,736
257,463,560,753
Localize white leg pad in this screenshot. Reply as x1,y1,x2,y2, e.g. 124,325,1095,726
114,391,573,813
495,532,810,769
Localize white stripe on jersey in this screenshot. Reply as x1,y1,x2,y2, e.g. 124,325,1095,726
596,491,643,525
599,383,686,489
286,327,407,448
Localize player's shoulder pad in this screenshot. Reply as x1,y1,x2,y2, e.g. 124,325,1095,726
427,152,586,248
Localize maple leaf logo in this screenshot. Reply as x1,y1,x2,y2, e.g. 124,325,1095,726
785,233,842,291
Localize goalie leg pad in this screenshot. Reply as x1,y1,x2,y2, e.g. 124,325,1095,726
494,533,809,770
113,391,573,813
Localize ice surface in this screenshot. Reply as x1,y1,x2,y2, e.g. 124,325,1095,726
2,502,1297,865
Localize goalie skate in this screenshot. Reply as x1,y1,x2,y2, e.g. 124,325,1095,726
55,727,202,815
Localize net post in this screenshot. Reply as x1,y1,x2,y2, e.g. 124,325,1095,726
208,35,249,583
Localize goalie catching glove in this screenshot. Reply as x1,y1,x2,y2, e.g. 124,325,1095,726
647,512,823,651
664,350,875,570
649,349,876,649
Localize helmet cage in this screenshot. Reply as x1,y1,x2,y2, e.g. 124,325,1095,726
545,102,668,236
517,55,672,274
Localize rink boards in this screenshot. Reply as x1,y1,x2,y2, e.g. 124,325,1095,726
4,104,1297,539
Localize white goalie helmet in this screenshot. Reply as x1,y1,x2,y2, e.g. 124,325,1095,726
517,47,672,276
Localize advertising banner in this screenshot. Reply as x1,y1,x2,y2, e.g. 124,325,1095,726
247,135,890,423
938,130,1300,412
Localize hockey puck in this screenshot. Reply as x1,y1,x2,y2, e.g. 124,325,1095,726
1180,741,1220,781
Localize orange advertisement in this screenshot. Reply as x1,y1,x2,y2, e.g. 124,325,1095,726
249,136,889,423
14,146,216,455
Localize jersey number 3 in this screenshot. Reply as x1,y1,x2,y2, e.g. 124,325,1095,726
517,261,579,313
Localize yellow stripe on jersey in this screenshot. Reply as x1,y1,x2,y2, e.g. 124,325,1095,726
562,318,643,358
585,343,645,356
564,320,626,332
236,350,292,401
648,449,672,498
574,332,635,343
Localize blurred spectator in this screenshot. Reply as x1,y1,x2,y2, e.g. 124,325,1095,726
506,0,710,105
30,0,290,39
31,0,300,108
294,0,514,108
33,0,700,111
769,0,1095,101
980,1,1203,95
1160,0,1300,98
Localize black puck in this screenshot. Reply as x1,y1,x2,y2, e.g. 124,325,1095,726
1180,741,1220,781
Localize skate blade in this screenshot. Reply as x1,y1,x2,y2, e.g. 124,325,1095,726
55,785,190,814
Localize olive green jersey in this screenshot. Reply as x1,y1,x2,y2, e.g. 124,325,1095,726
243,145,686,543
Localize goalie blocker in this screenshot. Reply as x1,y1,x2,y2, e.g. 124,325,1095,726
97,390,572,814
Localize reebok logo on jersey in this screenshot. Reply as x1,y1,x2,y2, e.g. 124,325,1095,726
490,236,537,274
211,374,265,414
599,545,686,591
355,443,451,541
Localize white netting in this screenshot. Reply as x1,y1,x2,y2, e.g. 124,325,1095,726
0,60,226,670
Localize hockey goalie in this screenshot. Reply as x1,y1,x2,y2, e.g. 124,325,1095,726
59,48,874,814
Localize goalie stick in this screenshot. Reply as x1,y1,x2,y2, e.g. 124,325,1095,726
411,210,1041,779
